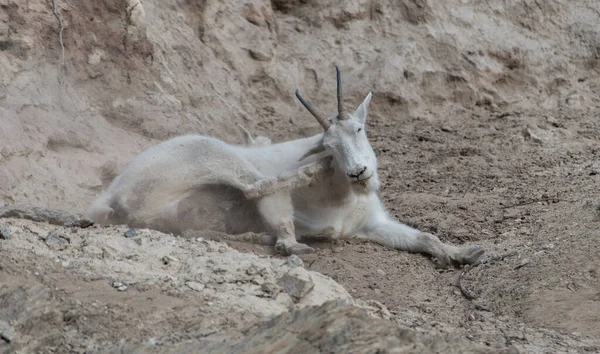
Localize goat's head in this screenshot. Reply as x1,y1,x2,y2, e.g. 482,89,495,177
296,67,379,192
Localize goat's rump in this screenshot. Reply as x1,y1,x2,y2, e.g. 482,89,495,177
99,183,266,237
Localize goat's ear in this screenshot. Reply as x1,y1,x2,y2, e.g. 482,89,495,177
299,139,326,161
354,91,372,124
237,124,254,145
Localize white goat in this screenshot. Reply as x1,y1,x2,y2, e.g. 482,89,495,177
88,67,484,266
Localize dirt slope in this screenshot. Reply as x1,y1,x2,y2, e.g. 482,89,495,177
1,0,600,352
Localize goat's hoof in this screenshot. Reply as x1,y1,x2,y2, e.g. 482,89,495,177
289,244,315,255
452,246,485,265
275,241,315,256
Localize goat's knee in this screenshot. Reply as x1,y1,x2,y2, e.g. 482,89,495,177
242,179,278,199
242,159,333,200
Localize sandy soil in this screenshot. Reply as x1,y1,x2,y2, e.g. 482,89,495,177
1,0,600,352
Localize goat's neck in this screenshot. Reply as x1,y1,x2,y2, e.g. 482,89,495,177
319,161,380,200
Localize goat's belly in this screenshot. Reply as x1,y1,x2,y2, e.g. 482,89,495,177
292,194,372,238
121,183,265,236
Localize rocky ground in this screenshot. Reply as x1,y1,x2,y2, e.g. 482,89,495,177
1,0,600,353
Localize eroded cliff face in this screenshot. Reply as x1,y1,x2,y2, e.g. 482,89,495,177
1,0,598,212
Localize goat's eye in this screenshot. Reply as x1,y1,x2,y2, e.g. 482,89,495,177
357,128,362,133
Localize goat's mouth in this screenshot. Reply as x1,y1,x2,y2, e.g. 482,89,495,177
351,174,372,185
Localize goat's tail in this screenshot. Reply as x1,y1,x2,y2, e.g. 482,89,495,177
87,193,115,224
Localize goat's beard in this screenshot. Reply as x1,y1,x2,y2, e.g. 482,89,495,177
351,174,380,194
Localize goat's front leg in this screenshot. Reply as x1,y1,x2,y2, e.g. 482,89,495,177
357,217,484,267
243,157,333,199
255,191,314,255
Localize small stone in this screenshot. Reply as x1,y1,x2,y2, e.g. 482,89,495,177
111,281,128,291
0,320,15,343
162,255,179,265
243,4,262,26
248,48,271,61
45,233,61,246
0,224,10,240
474,302,491,312
441,126,454,132
376,269,386,276
196,237,205,242
63,218,94,228
260,282,280,297
514,258,530,269
285,254,304,268
148,337,157,346
186,281,205,292
124,229,137,238
277,269,315,302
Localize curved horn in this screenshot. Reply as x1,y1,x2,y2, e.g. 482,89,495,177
295,89,331,130
336,66,348,120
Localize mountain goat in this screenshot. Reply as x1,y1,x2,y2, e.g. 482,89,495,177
88,67,484,266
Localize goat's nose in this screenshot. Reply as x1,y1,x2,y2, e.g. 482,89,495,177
347,166,367,179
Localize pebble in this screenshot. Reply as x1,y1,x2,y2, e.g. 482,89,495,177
112,282,128,292
376,268,386,276
543,243,555,250
162,255,179,265
0,320,15,343
514,258,530,269
124,229,137,238
45,233,61,246
285,254,304,268
185,281,205,292
277,269,315,302
0,224,11,240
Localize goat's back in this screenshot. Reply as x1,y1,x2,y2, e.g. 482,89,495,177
87,135,269,235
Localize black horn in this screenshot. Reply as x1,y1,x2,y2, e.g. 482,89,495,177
295,89,331,130
336,66,348,120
